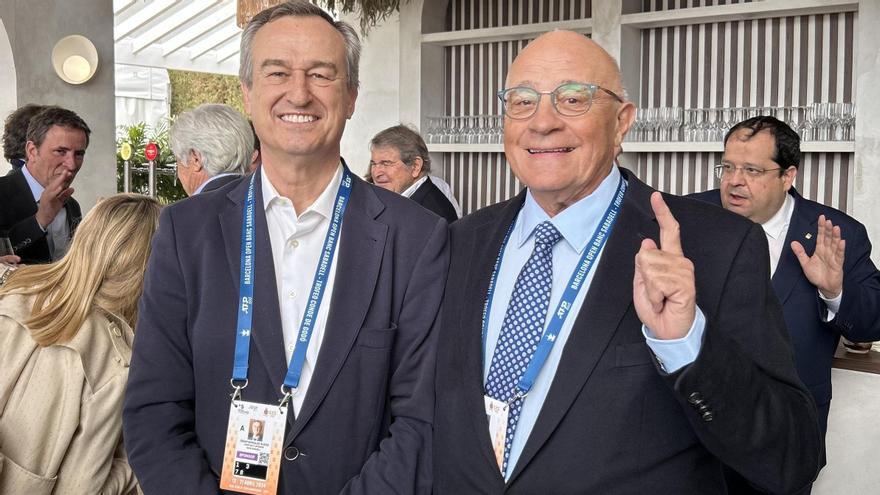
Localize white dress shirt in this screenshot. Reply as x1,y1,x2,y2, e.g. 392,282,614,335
400,176,428,198
261,164,343,414
762,193,841,317
21,164,70,260
483,167,704,478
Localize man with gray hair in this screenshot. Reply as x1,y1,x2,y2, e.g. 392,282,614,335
370,124,459,223
125,2,448,494
170,103,253,196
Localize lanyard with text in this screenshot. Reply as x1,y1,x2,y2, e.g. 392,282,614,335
482,176,627,402
231,167,353,407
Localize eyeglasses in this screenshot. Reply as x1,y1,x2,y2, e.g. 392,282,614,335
714,163,783,179
369,159,405,169
496,82,624,120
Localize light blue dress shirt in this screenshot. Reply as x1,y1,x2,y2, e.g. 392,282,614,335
483,167,705,479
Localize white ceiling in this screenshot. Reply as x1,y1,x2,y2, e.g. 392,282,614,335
114,0,241,76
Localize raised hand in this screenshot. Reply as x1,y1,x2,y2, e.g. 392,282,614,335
791,214,845,299
35,170,75,229
633,192,696,339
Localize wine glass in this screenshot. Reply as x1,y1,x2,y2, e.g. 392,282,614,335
0,237,13,257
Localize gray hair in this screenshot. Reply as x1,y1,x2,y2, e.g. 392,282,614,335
370,124,431,174
239,1,361,91
170,104,254,177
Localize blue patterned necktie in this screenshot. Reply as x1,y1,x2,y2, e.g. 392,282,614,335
485,220,562,476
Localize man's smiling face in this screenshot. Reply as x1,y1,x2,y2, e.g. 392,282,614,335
241,15,357,165
502,31,634,215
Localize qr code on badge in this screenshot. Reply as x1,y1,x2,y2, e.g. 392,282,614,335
258,452,269,464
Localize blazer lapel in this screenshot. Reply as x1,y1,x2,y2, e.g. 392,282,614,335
508,170,655,484
285,177,388,440
772,190,815,305
461,192,528,476
219,171,289,401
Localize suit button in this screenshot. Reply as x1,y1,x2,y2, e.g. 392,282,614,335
284,446,300,461
687,392,702,405
701,410,714,422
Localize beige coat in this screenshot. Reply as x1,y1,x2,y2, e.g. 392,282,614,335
0,293,139,494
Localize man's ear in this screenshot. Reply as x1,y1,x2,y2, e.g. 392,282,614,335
411,156,424,178
25,140,38,162
614,101,636,149
782,166,798,192
190,150,204,172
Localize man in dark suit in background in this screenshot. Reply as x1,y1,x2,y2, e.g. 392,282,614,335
690,116,880,480
124,3,448,494
370,124,459,223
170,103,253,196
0,106,89,264
433,31,819,494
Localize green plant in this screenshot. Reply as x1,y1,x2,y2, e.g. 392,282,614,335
115,120,186,204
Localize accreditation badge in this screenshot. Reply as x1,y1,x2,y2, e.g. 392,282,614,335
220,399,287,495
484,395,509,473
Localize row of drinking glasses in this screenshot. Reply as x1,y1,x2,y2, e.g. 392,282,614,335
626,103,856,143
424,115,504,144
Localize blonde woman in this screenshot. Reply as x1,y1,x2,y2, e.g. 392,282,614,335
0,194,160,494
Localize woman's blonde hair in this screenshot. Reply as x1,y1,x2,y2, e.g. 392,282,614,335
0,193,161,346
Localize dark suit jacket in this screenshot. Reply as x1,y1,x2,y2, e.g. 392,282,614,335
434,168,820,494
124,167,449,494
690,188,880,441
199,173,243,194
409,177,458,224
0,168,81,264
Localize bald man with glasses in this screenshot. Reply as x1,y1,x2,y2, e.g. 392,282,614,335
433,31,820,494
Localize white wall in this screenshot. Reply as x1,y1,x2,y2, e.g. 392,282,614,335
0,18,17,176
340,11,403,180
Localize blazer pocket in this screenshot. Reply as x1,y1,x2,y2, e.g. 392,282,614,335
615,342,654,368
356,323,398,349
0,453,57,495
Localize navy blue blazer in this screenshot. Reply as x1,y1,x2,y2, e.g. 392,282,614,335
124,168,449,494
434,168,819,494
0,168,81,264
690,188,880,439
409,178,458,224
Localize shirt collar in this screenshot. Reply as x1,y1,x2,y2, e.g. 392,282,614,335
194,172,238,195
517,166,622,253
21,163,44,201
762,192,795,240
261,163,343,219
401,176,429,198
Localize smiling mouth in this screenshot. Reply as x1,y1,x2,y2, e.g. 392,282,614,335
527,147,574,154
279,113,318,123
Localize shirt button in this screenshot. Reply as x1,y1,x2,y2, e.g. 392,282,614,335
288,239,299,248
288,290,296,299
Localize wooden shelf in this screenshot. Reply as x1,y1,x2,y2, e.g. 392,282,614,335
428,141,854,154
621,0,857,29
833,342,880,375
421,19,591,46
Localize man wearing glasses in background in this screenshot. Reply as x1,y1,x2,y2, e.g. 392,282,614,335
691,116,880,492
433,31,820,493
369,124,459,224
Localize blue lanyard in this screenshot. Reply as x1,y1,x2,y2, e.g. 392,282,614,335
232,167,353,398
482,177,627,400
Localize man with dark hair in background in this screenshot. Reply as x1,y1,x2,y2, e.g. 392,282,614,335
690,116,880,490
3,103,46,173
0,106,90,264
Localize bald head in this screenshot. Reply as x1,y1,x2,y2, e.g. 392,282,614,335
506,31,625,97
501,30,635,216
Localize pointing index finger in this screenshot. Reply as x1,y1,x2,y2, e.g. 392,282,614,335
650,191,683,255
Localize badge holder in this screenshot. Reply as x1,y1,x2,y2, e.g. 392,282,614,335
220,380,287,495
